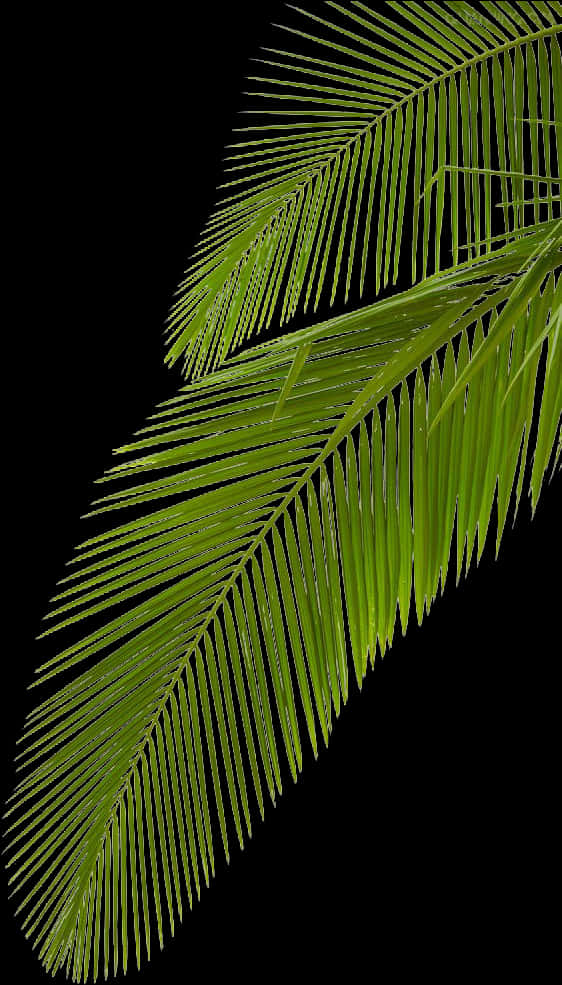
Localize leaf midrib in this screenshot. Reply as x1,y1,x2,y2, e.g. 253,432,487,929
72,281,500,908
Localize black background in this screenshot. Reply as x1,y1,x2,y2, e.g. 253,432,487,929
4,3,560,980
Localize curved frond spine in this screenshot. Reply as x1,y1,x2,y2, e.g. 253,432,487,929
164,4,561,377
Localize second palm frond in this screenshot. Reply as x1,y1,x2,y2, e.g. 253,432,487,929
6,219,561,980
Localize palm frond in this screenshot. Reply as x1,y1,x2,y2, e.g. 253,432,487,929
165,1,560,378
7,222,561,979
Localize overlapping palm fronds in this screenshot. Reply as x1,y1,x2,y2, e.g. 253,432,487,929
166,1,560,377
6,2,562,982
6,217,561,979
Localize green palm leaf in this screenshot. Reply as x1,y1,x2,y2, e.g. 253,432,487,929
165,1,560,377
7,219,561,979
7,2,562,980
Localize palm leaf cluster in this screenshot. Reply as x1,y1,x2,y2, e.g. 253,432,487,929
166,0,561,377
6,2,562,982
